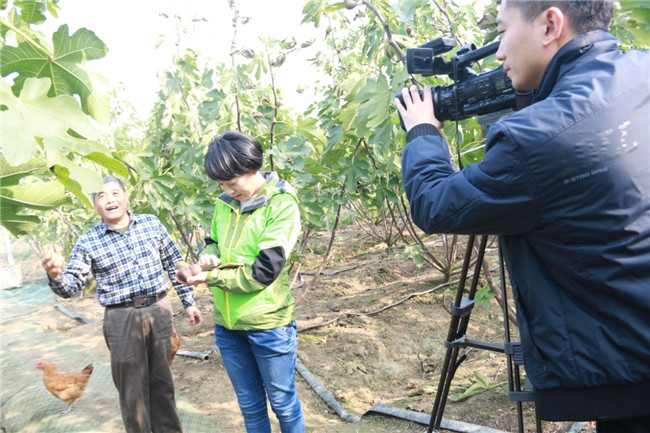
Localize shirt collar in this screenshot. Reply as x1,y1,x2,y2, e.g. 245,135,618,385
99,210,136,233
218,171,280,212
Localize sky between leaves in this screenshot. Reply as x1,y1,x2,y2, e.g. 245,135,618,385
41,0,320,117
41,0,490,118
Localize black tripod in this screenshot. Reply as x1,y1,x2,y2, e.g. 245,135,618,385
425,234,541,433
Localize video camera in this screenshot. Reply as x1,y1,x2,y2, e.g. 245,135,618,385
396,37,529,129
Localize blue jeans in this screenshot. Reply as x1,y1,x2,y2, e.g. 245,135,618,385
214,322,305,433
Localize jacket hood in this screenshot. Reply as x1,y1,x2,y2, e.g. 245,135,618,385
216,171,295,213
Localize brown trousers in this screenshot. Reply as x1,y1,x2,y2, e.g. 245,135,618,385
103,296,182,433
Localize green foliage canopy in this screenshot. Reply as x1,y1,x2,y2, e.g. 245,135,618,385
1,0,646,264
0,0,128,236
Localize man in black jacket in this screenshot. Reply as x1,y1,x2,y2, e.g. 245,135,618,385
396,1,650,431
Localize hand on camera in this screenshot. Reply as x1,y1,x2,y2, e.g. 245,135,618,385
394,85,443,131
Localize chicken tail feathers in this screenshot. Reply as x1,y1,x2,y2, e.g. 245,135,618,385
82,364,94,377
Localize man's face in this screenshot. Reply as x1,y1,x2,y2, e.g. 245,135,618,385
93,181,129,227
217,171,263,202
496,1,550,90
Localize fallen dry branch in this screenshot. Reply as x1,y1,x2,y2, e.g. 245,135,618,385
299,277,459,333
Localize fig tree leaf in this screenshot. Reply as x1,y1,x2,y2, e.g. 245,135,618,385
48,153,103,208
84,151,129,177
13,0,48,25
0,76,98,166
0,208,41,236
0,179,70,210
0,156,46,186
0,24,109,121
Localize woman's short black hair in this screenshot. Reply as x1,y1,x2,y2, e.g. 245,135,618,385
204,131,264,181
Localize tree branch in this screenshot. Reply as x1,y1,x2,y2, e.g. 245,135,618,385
361,0,405,60
300,277,458,333
170,211,199,262
296,138,365,304
228,1,243,131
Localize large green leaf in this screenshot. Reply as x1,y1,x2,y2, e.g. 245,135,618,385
0,24,109,121
356,76,392,131
1,76,98,164
1,76,127,209
0,210,41,236
1,78,39,165
13,0,48,24
0,178,70,210
48,153,103,208
84,151,129,177
0,155,46,185
267,137,313,171
43,134,129,177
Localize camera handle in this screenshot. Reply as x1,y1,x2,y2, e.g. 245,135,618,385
425,235,542,433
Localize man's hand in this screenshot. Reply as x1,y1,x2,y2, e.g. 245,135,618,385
41,253,64,279
394,85,443,131
185,305,203,328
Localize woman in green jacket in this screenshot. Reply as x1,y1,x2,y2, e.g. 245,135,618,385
182,130,304,433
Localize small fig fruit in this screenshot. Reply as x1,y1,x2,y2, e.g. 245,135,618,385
176,263,202,284
175,261,190,270
188,264,201,276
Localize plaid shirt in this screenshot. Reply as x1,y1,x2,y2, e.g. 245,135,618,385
49,212,195,308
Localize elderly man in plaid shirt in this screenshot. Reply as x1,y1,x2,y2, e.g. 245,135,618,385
42,176,203,433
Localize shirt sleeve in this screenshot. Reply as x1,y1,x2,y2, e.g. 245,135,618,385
200,241,220,258
48,241,92,298
401,123,537,235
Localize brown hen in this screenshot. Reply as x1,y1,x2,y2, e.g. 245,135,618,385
170,325,180,367
170,325,181,379
36,361,93,414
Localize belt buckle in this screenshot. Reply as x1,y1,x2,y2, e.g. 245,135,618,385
133,297,150,308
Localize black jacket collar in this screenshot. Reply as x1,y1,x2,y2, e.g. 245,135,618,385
534,30,617,102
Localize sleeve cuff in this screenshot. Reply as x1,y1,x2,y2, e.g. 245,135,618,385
181,295,195,308
206,269,220,287
407,123,440,143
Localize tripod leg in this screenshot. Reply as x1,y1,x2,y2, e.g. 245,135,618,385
427,347,461,433
498,241,541,433
427,236,489,432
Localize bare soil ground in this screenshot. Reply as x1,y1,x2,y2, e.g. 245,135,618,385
4,226,596,433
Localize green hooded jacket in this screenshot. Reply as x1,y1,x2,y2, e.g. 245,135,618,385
202,172,301,330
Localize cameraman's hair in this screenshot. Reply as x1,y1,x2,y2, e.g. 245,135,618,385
502,0,614,34
204,131,264,181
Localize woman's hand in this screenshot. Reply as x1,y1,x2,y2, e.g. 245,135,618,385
198,254,221,269
184,271,208,286
175,263,202,284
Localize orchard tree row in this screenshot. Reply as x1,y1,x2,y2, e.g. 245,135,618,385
1,0,648,286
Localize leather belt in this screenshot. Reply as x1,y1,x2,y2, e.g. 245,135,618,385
107,291,167,309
